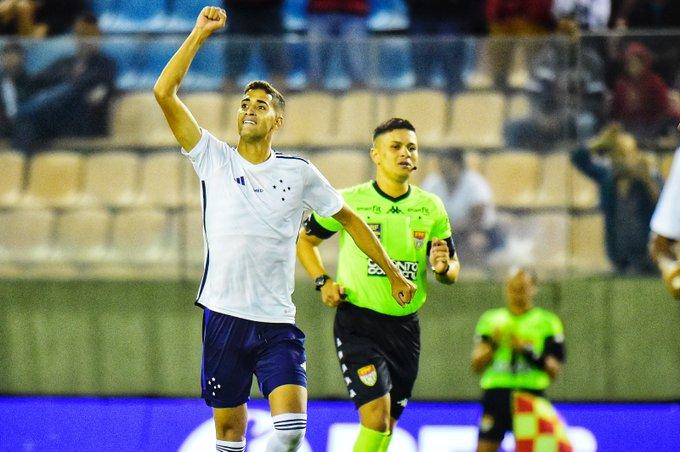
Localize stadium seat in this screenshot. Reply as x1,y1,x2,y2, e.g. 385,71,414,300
109,208,176,263
493,211,569,275
392,89,448,148
444,91,506,149
53,209,111,262
276,91,336,148
507,94,531,121
182,161,201,207
110,93,176,147
21,151,83,208
183,93,229,139
0,209,55,262
80,151,140,208
334,91,376,147
0,151,25,208
569,165,599,209
136,152,183,208
483,150,540,208
534,152,569,208
310,149,370,189
98,0,167,33
221,93,244,145
569,213,610,273
182,207,205,266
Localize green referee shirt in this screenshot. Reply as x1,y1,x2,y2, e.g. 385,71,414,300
311,181,452,316
474,307,565,391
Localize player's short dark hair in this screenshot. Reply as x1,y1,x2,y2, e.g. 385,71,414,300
372,118,416,141
244,80,285,114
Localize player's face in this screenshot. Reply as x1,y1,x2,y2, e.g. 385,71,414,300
237,89,282,141
371,129,419,183
505,271,536,313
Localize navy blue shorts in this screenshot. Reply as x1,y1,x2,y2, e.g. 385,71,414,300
201,308,307,408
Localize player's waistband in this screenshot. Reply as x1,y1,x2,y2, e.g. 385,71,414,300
339,301,419,323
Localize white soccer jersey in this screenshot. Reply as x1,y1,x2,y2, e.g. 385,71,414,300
182,130,343,323
651,147,680,240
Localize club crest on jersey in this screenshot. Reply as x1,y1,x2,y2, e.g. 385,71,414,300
368,223,381,239
413,231,426,249
357,364,377,387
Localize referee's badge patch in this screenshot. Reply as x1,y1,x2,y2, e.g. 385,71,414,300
357,364,377,387
368,223,381,239
480,414,494,432
413,231,426,249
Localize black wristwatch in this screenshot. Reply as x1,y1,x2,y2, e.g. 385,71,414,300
315,274,331,291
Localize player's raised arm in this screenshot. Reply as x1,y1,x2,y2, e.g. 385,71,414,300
332,204,416,306
153,6,226,150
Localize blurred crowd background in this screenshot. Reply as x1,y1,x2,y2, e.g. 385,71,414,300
1,0,680,280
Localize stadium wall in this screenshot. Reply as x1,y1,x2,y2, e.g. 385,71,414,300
1,278,678,401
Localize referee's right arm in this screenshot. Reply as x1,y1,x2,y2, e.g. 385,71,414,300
154,6,227,151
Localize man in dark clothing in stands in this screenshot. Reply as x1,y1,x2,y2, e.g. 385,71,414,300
12,12,115,154
571,123,661,274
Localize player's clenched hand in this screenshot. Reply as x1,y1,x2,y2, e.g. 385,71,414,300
429,238,450,275
390,273,416,307
661,260,680,299
320,279,346,308
195,6,227,36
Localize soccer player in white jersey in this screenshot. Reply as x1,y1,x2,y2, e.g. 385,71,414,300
153,6,416,452
649,123,680,300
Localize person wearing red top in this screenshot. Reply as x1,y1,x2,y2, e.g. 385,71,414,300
611,42,679,139
485,0,554,35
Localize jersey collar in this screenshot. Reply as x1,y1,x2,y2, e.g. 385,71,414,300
372,180,411,202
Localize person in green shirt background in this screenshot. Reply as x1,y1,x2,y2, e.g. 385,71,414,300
471,267,567,452
297,118,460,452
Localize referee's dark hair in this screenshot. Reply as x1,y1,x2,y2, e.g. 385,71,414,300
373,118,416,141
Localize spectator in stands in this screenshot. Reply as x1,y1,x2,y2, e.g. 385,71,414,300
34,0,87,36
0,0,38,35
0,42,31,138
614,0,680,29
306,0,369,90
552,0,611,34
406,0,484,92
571,123,661,274
420,151,504,266
12,13,115,154
0,0,86,36
467,0,554,89
224,0,286,88
610,42,679,141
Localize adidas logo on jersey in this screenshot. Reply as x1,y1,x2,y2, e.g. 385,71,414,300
234,176,246,185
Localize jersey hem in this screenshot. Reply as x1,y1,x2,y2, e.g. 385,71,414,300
197,301,296,324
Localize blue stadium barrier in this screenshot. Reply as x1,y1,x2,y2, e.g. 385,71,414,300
98,0,168,33
139,37,225,91
166,0,210,33
101,38,144,91
24,37,76,75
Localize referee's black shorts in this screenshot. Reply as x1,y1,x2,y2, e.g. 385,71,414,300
333,302,420,420
478,388,545,442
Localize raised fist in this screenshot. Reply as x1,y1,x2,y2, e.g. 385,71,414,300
195,6,227,35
